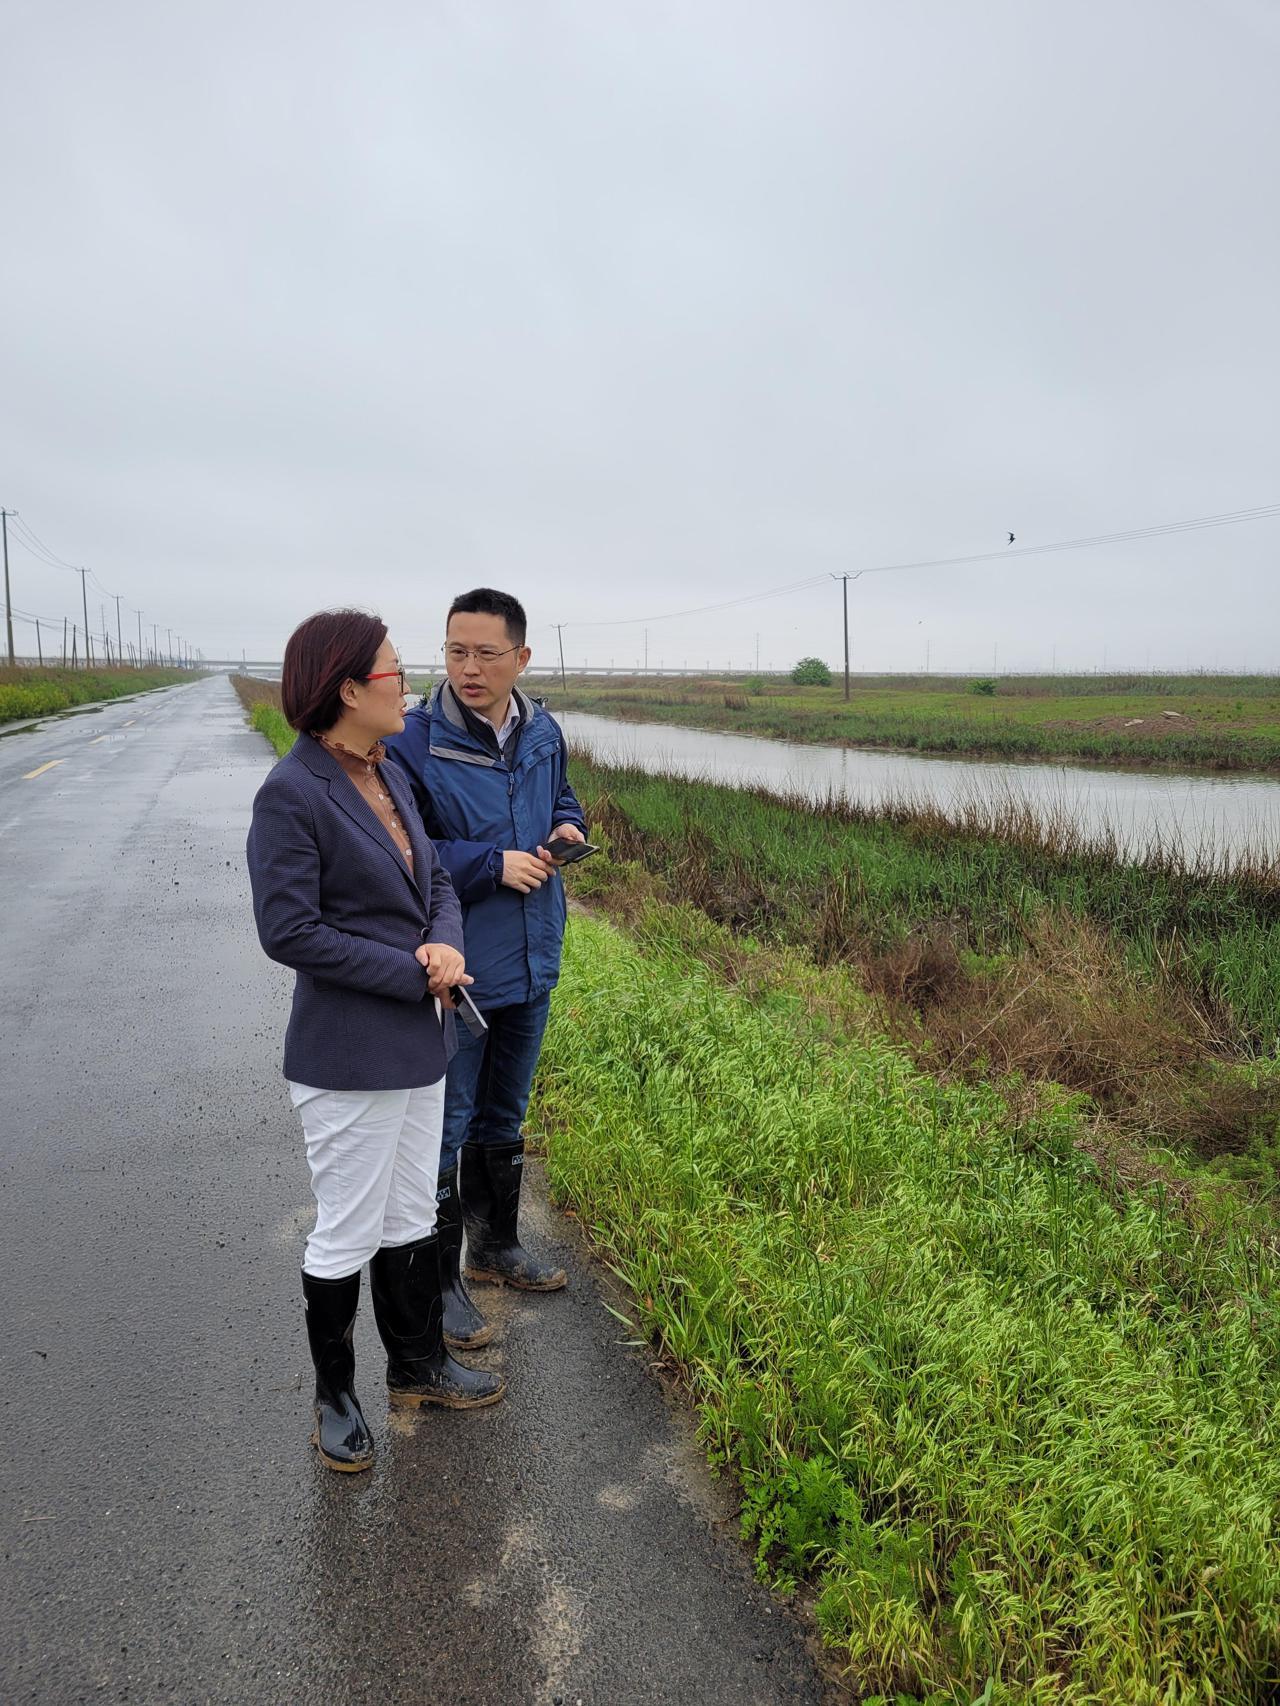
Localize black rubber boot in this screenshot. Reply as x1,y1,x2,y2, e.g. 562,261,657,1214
368,1234,505,1410
301,1270,375,1473
461,1139,567,1292
436,1163,495,1351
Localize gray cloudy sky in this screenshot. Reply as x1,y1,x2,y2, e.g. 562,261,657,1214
3,0,1278,673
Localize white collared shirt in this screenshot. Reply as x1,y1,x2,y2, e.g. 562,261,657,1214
481,696,520,751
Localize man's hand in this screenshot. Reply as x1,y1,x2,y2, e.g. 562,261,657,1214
502,851,553,893
543,823,587,865
416,941,472,1004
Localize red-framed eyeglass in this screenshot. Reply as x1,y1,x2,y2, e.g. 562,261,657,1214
365,668,407,692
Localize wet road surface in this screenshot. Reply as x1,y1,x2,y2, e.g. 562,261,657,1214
0,676,836,1705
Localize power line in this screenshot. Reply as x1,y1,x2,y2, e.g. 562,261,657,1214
857,501,1280,579
3,507,196,670
6,513,81,571
545,572,832,633
10,602,67,625
540,499,1280,640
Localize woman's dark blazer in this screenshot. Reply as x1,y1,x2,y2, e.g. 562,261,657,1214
246,733,465,1092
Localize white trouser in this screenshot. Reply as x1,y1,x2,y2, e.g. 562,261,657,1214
288,1079,445,1280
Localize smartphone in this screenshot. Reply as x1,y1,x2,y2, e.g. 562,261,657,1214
545,836,600,864
449,984,489,1040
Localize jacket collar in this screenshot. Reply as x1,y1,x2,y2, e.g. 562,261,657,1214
434,679,537,735
290,733,427,907
431,680,540,761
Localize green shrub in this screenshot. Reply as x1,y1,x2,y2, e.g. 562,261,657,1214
791,656,832,686
969,678,998,696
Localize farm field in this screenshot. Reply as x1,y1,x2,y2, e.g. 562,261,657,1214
234,675,1280,1700
550,671,1280,772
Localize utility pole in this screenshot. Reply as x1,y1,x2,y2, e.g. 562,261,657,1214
35,618,43,665
62,617,68,667
152,623,158,666
830,572,861,701
136,610,144,669
1,509,14,666
554,623,568,693
166,628,173,667
113,595,124,665
644,628,648,673
77,568,92,667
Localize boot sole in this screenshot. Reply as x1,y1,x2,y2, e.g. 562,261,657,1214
310,1431,374,1473
464,1264,567,1292
386,1382,507,1411
444,1323,497,1350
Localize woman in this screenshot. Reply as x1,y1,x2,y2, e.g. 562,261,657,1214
246,609,504,1475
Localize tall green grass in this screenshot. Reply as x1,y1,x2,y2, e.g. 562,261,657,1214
535,907,1280,1702
247,699,294,756
0,665,192,722
569,754,1280,1052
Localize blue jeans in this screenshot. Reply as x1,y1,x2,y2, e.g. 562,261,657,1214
439,993,552,1173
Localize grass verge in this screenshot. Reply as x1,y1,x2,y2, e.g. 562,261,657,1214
0,665,194,722
567,753,1280,1178
232,676,294,756
534,904,1280,1702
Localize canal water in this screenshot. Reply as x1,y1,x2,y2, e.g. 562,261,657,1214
556,711,1280,869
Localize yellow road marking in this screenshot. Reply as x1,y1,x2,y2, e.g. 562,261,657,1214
121,719,135,727
90,735,108,745
23,760,65,780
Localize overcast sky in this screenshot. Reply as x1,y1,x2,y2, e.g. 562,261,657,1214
3,0,1278,673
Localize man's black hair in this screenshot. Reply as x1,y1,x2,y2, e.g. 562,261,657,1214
447,587,527,647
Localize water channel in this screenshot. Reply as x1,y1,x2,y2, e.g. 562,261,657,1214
555,711,1280,869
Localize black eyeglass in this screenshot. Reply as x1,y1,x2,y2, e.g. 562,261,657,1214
442,642,521,666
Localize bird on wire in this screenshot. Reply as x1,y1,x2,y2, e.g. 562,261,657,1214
1007,531,1015,544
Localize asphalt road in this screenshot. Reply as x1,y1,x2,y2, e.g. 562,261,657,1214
0,676,836,1706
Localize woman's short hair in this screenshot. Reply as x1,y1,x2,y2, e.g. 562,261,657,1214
281,609,387,733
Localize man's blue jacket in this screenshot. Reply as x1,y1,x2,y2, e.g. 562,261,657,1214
384,682,586,1010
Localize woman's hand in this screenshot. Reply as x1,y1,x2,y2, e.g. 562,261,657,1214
416,941,472,1004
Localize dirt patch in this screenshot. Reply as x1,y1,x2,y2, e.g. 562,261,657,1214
1046,711,1206,737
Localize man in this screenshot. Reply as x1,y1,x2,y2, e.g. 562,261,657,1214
385,588,587,1351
